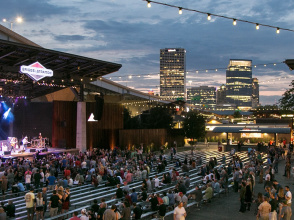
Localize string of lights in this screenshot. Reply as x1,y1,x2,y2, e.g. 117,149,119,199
105,61,284,79
144,0,294,33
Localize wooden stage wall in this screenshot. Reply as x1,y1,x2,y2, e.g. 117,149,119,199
52,101,77,148
86,102,123,149
119,129,184,151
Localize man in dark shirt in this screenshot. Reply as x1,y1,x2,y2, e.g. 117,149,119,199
5,200,15,217
133,203,142,219
149,194,159,211
115,184,123,199
49,190,60,217
97,202,106,220
34,170,42,189
158,200,166,218
91,199,99,214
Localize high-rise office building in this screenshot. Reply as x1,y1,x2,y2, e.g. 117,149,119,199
187,86,216,109
226,59,252,110
216,84,226,105
160,48,186,99
252,78,260,108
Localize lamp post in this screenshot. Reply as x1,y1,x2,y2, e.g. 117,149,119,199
2,17,23,31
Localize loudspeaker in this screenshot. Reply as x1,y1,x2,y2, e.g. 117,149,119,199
94,95,104,120
30,149,36,152
4,151,11,155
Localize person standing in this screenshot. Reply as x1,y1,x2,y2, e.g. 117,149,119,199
173,202,186,220
279,200,292,220
103,204,116,220
49,190,61,217
239,182,246,213
132,203,142,220
42,187,48,214
35,192,44,220
285,186,292,206
256,196,271,220
25,188,35,220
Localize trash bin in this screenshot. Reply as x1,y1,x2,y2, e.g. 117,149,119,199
218,146,222,152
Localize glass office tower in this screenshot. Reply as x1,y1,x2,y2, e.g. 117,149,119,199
187,86,216,109
226,59,252,110
160,48,186,100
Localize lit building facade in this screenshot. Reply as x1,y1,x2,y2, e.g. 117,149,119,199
216,84,226,105
160,48,186,100
226,59,252,110
187,86,216,109
252,78,260,108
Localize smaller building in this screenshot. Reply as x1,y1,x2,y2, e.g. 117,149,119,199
216,84,226,105
252,78,260,108
187,86,216,109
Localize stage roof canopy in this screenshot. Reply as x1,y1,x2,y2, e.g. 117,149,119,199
0,39,122,99
212,126,291,134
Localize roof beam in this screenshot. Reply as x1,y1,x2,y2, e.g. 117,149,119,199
0,47,17,60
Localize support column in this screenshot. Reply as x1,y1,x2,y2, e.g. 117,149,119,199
76,102,87,152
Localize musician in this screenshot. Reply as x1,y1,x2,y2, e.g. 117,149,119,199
22,136,28,150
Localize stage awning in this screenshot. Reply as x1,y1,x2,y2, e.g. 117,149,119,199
212,126,291,134
0,39,122,99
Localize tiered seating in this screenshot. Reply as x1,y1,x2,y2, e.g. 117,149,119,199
12,150,267,220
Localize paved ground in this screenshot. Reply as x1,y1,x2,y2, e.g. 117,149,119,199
166,151,293,220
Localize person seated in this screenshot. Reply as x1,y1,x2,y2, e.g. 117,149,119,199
17,181,25,192
203,183,213,202
68,176,73,187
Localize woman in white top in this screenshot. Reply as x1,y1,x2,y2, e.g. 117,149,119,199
35,192,44,220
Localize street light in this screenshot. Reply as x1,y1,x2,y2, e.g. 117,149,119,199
2,16,23,31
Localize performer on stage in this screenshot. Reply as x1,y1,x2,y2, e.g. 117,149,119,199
22,136,28,150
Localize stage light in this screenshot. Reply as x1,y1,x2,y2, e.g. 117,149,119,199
276,28,280,34
147,1,151,8
207,14,211,21
233,19,237,26
3,108,11,119
179,8,182,15
256,23,259,30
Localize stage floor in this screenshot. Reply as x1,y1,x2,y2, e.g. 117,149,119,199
7,148,79,159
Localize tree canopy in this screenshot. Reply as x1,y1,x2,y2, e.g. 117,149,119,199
279,80,294,110
123,107,174,129
141,107,174,129
183,111,206,141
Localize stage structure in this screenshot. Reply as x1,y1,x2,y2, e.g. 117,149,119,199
0,37,122,153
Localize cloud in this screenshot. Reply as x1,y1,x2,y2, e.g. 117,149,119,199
54,35,87,41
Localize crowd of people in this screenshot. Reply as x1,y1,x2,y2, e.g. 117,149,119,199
0,143,292,220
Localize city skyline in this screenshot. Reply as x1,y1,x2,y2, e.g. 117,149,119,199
1,0,294,105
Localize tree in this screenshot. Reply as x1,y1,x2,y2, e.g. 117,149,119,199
141,107,174,129
183,111,206,145
123,108,141,129
233,110,242,118
279,80,294,110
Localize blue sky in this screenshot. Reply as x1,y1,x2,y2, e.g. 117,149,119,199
1,0,294,105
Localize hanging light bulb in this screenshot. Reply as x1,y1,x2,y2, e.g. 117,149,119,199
207,14,211,21
276,28,280,34
256,23,259,30
233,19,237,26
147,1,151,8
179,7,182,15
